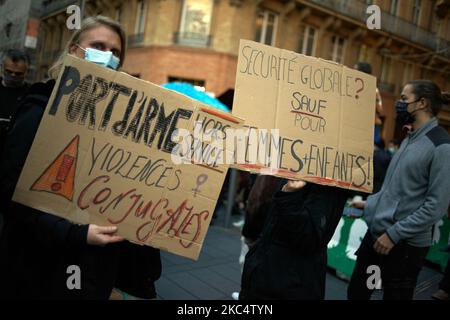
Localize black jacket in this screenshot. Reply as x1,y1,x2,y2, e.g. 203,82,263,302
240,183,349,300
0,80,161,299
242,175,284,243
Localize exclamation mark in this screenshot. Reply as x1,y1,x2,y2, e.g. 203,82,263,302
51,155,75,192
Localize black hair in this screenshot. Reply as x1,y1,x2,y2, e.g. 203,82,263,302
389,138,400,147
355,62,372,75
375,138,385,150
406,80,450,116
2,49,29,65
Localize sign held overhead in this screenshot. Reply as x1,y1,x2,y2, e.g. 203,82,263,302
232,40,376,193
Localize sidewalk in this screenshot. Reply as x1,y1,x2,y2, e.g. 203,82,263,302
156,226,242,300
155,225,443,300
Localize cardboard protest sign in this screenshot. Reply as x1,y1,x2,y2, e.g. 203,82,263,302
13,55,242,260
232,40,376,193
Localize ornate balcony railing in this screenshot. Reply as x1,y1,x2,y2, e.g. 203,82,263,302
306,0,446,55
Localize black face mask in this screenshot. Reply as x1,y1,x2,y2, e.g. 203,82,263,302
2,73,25,88
395,99,422,125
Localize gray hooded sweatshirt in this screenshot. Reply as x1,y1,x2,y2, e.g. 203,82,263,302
364,118,450,247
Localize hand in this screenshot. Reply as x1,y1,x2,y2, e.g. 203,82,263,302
375,115,383,125
244,237,257,249
282,180,307,192
350,200,366,209
373,233,394,255
87,224,124,246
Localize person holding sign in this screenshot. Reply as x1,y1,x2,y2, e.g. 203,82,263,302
347,80,450,300
0,16,161,299
239,180,349,300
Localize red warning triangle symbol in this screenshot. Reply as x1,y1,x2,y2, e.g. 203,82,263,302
30,135,79,201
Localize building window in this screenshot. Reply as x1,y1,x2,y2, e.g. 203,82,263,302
412,0,421,24
168,76,205,87
357,44,370,63
402,62,414,85
390,0,398,15
255,10,278,46
331,35,346,63
177,0,214,47
115,5,122,23
298,24,317,56
431,17,441,34
428,0,436,30
135,0,147,35
381,56,391,83
5,22,12,38
58,24,64,51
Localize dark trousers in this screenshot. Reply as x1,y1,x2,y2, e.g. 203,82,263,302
439,257,450,293
348,231,429,300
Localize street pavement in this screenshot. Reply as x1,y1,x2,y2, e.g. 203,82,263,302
154,223,444,300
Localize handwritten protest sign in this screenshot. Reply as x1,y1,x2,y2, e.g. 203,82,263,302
13,55,241,260
232,40,376,193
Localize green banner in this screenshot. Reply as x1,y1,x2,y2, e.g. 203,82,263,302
327,216,450,278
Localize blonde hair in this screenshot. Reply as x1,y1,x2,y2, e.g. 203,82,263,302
48,16,127,79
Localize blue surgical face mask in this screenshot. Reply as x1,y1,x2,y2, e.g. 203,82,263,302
388,147,396,155
77,45,120,70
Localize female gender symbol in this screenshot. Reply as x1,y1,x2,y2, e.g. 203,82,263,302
192,174,208,197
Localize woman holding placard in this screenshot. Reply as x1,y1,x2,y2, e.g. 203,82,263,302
0,16,161,300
